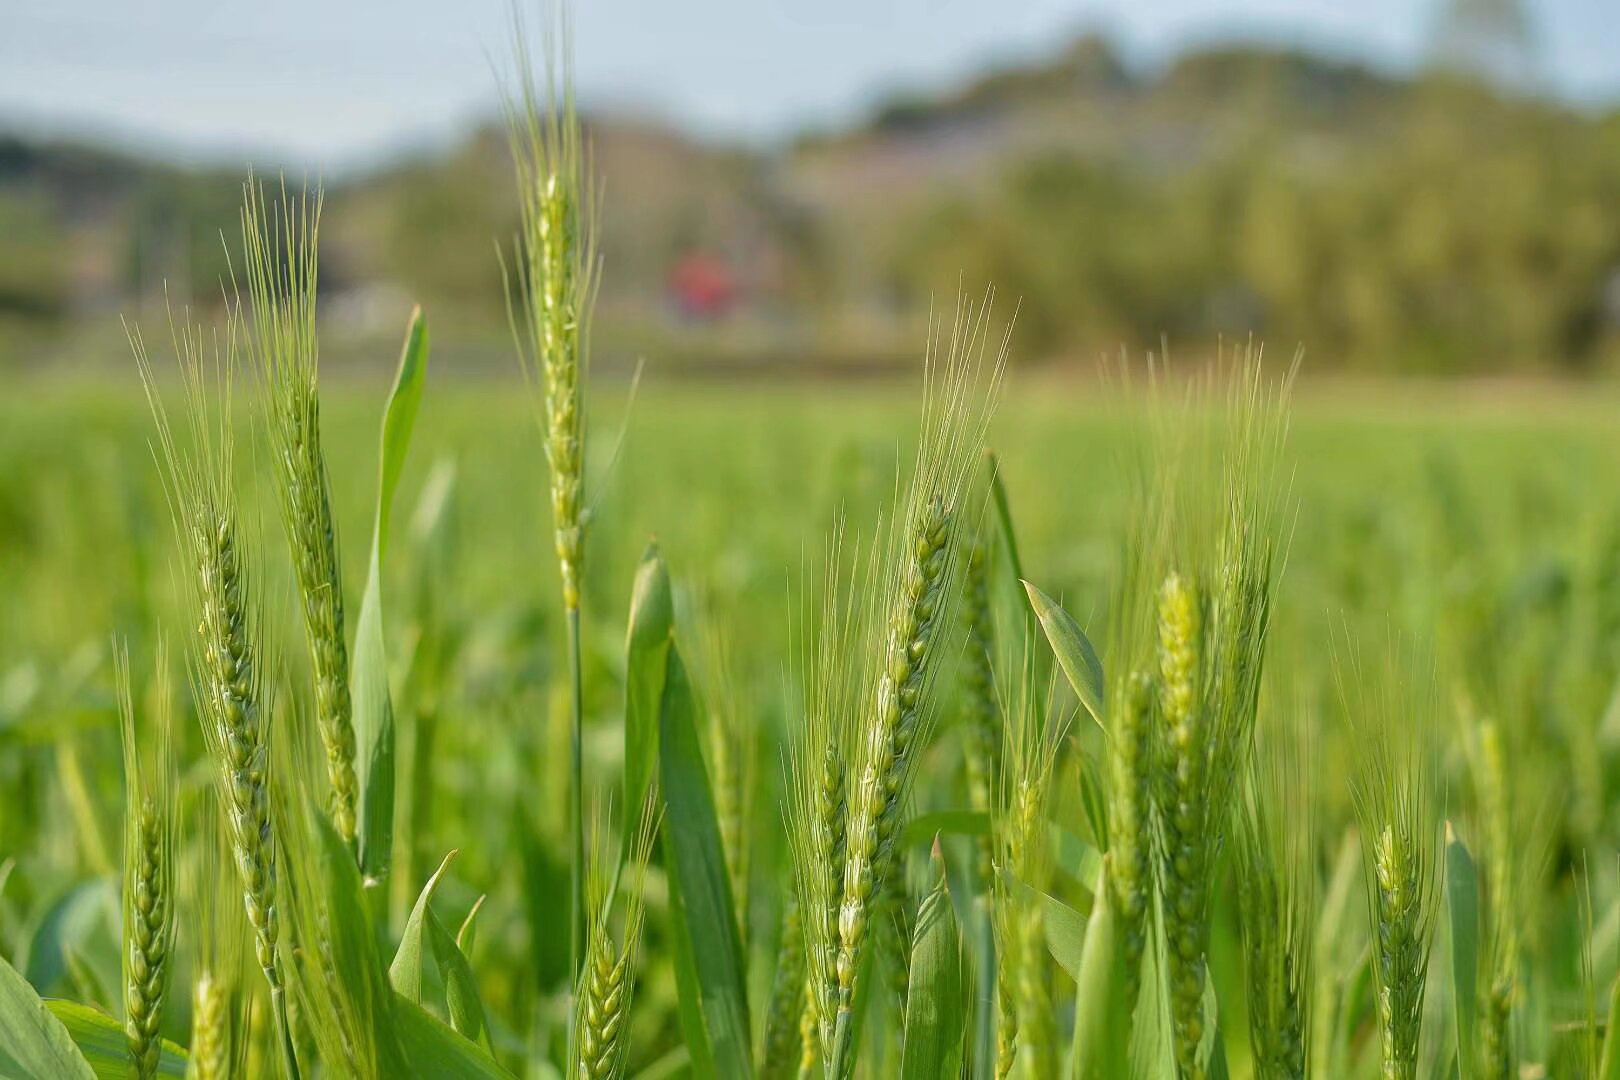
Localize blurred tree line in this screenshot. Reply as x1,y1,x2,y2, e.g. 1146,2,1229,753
3,36,1619,374
883,68,1620,373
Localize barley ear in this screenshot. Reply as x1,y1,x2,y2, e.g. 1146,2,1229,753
117,641,177,1080
240,178,358,849
502,7,599,616
990,656,1065,1080
187,793,247,1080
827,294,1005,1078
573,798,660,1080
135,311,297,1078
1348,657,1441,1080
786,520,857,1067
1234,715,1315,1080
759,891,807,1079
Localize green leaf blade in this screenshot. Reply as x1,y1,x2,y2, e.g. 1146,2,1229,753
898,843,965,1080
1446,823,1480,1080
1022,580,1105,727
1071,858,1131,1080
45,1000,187,1079
0,953,95,1079
429,908,490,1051
390,849,457,1004
354,307,429,890
657,644,753,1079
623,542,673,846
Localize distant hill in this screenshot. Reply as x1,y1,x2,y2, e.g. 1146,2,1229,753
5,35,1619,373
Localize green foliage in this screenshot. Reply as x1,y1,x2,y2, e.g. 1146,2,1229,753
897,844,964,1080
353,307,429,893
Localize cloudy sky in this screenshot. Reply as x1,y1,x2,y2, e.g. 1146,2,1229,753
3,0,1614,170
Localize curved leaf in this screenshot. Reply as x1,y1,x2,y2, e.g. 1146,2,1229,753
430,908,490,1050
624,542,673,852
46,1000,187,1078
0,954,94,1079
1000,868,1088,979
394,993,512,1078
355,307,429,889
1022,580,1105,728
899,843,964,1080
1446,823,1480,1080
658,644,753,1079
391,849,457,1003
1071,858,1130,1080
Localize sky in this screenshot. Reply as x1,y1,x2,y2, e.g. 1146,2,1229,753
3,0,1616,172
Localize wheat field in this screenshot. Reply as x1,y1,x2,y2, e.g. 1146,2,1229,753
3,18,1620,1079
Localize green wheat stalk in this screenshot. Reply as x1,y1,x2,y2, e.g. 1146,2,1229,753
239,178,359,850
503,3,601,987
116,641,177,1080
136,310,299,1079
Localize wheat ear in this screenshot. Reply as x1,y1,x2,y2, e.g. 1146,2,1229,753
959,538,1000,889
759,891,806,1078
187,794,247,1080
1349,671,1440,1080
240,179,358,848
1235,719,1314,1080
826,297,1003,1078
503,8,601,988
787,520,857,1071
136,312,297,1078
117,642,177,1080
573,800,659,1080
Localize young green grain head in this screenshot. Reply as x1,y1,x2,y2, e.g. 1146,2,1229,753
826,293,1005,1077
1347,648,1441,1080
116,641,177,1080
187,790,248,1080
239,179,358,849
959,535,1001,889
1234,711,1315,1080
1134,351,1293,1079
572,799,660,1080
786,517,862,1069
759,889,806,1079
503,7,599,616
991,663,1067,1080
135,310,296,1075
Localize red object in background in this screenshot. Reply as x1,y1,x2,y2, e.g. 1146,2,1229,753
669,253,738,318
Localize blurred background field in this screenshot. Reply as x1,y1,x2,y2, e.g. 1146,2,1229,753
4,0,1620,377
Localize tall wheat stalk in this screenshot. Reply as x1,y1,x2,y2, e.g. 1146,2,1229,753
239,180,359,850
571,800,659,1080
116,642,176,1080
1348,651,1441,1080
793,295,1002,1080
504,5,600,985
992,665,1066,1080
1136,355,1292,1079
1234,715,1314,1080
136,311,299,1079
